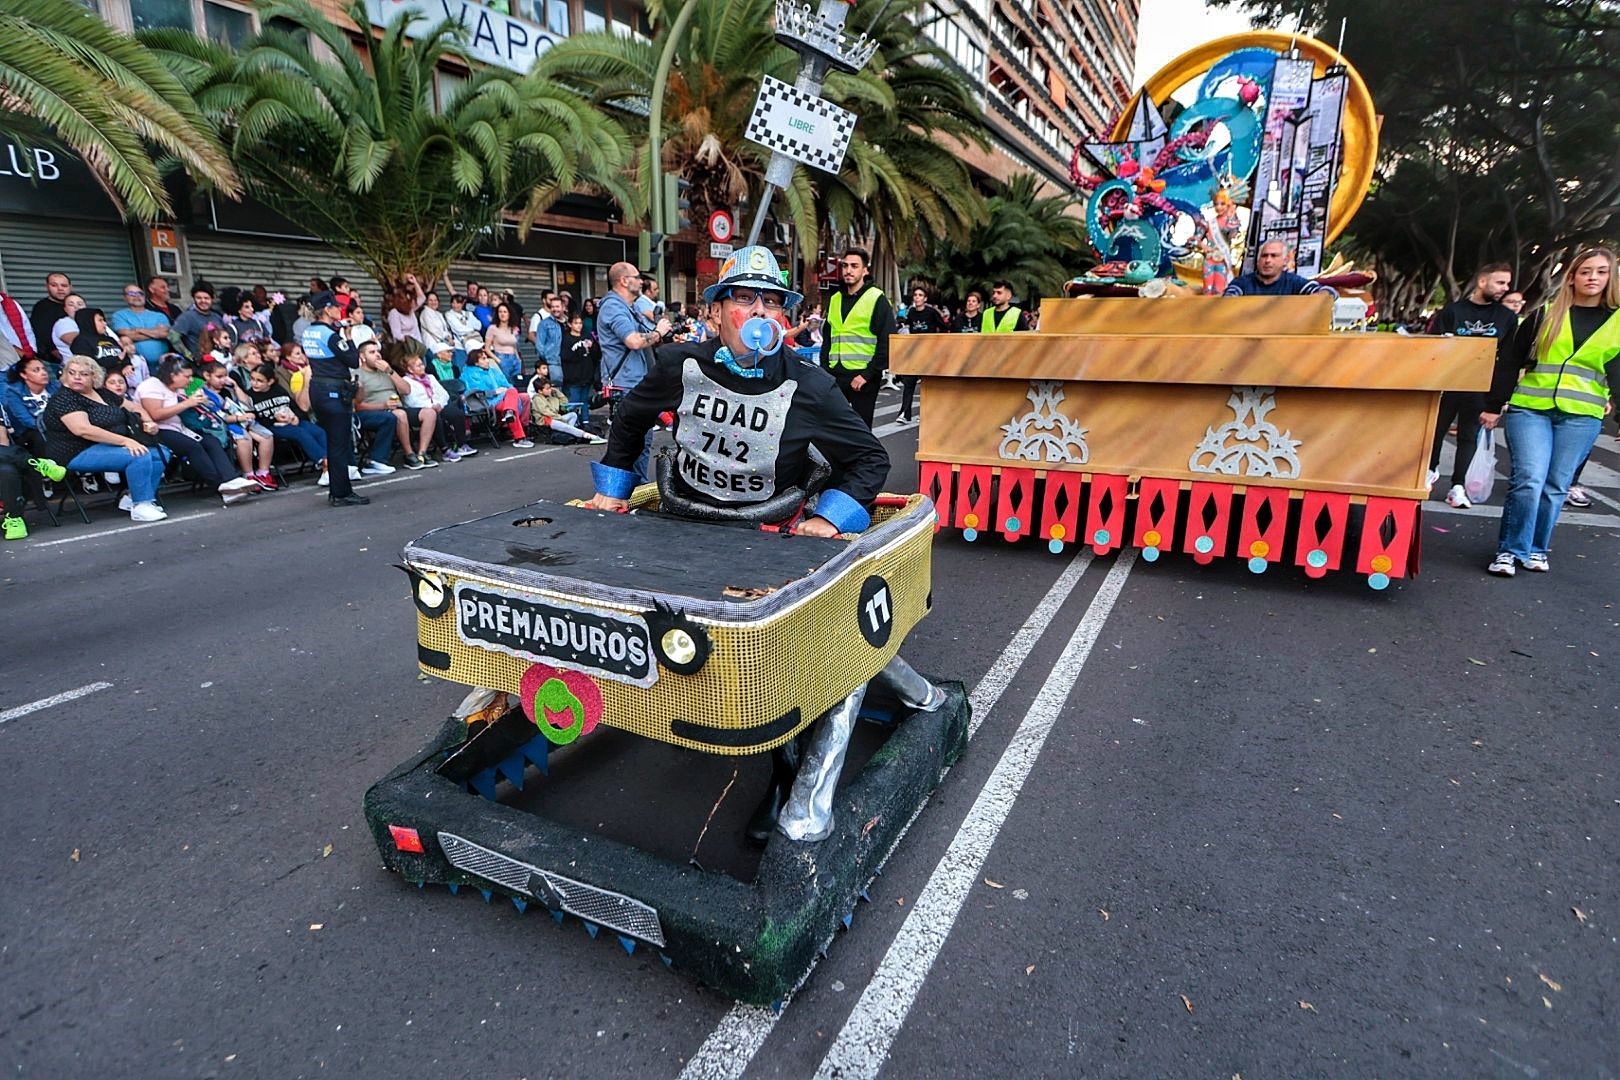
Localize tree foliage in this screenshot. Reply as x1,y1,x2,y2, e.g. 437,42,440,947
1218,0,1620,314
146,0,636,285
903,174,1089,304
535,0,987,282
0,0,238,220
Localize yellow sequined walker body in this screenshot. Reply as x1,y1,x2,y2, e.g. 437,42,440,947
401,489,936,755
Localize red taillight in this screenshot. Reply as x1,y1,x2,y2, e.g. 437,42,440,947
389,825,425,853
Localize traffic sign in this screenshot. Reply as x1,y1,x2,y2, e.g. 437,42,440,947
709,242,734,258
744,75,856,175
708,210,734,244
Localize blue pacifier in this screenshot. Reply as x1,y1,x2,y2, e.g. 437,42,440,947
740,316,784,356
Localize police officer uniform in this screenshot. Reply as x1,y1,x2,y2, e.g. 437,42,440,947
300,290,366,506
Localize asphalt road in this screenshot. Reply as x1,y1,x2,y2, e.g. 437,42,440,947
3,391,1617,1080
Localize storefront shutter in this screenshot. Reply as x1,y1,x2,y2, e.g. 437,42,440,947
0,215,139,313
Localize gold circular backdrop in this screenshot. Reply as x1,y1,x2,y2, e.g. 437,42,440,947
1114,31,1378,245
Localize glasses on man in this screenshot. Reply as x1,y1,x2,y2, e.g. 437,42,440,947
125,290,144,298
726,288,785,312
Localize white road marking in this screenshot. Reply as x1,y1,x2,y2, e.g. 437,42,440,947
676,550,1096,1080
813,551,1138,1080
24,512,217,548
1,681,114,725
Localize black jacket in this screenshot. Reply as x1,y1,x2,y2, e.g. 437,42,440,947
602,337,889,511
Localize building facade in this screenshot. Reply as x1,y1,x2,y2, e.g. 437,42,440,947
917,0,1138,190
0,0,641,319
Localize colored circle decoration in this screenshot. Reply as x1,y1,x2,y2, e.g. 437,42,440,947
1248,556,1268,574
1004,516,1022,533
1142,530,1162,547
1194,535,1215,554
1093,528,1111,546
1249,540,1270,558
1306,548,1329,569
963,513,980,529
1049,523,1067,541
1142,546,1160,562
1370,554,1393,574
1115,30,1378,244
1368,572,1390,591
519,662,603,746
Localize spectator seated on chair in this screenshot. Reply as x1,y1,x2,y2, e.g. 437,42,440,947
460,347,533,447
274,342,312,401
198,360,278,490
136,355,262,507
396,350,468,463
528,375,603,445
43,356,170,524
247,364,330,487
4,356,58,454
0,413,67,540
352,339,403,475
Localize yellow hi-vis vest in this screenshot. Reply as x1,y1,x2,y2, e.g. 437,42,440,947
1510,306,1620,418
982,305,1022,333
827,287,882,370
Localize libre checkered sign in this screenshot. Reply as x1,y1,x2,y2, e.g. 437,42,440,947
744,75,856,175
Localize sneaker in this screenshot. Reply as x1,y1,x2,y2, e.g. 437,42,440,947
348,466,363,480
456,444,477,456
897,413,912,424
252,471,280,490
2,514,25,541
221,491,251,507
1566,485,1591,508
317,470,331,487
404,453,427,470
587,435,607,445
360,460,396,476
498,410,516,424
129,501,167,523
81,474,100,493
1425,467,1440,489
1486,553,1517,577
328,493,371,507
118,493,134,512
512,438,535,448
219,476,260,493
28,457,66,482
421,454,440,468
439,449,461,463
1522,553,1550,572
103,472,121,486
1445,484,1472,509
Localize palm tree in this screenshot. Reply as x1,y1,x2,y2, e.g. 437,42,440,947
535,0,986,283
905,173,1089,303
0,0,239,220
146,0,637,286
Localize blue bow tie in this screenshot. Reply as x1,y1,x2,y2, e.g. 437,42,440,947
714,345,766,379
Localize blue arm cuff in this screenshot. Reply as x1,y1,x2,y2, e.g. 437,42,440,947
813,489,871,534
591,460,638,499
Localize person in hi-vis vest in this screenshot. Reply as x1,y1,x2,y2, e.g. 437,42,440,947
820,247,893,429
981,281,1031,333
1480,246,1620,577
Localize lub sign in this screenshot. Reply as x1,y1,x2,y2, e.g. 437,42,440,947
364,0,562,74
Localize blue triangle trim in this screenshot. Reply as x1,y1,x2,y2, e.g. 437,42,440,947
512,897,528,913
447,882,460,895
480,889,493,903
551,909,566,924
618,935,636,956
660,953,673,967
841,911,853,929
583,921,599,939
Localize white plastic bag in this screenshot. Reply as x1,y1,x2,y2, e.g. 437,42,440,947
1464,426,1497,504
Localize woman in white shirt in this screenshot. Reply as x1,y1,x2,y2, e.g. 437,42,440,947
444,293,481,370
396,351,470,463
51,294,86,361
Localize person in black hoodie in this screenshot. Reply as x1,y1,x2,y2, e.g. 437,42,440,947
1426,263,1517,508
559,311,600,422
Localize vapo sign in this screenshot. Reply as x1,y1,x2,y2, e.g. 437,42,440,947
364,0,561,74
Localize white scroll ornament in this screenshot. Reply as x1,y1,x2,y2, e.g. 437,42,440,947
1189,386,1302,478
998,380,1090,464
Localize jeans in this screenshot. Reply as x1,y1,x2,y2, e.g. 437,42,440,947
1497,408,1602,559
356,410,398,465
155,428,238,488
311,381,355,498
270,422,327,465
66,442,170,504
496,352,522,385
1429,390,1484,489
564,383,591,419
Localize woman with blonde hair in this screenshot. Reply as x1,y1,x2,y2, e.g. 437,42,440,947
1482,247,1620,576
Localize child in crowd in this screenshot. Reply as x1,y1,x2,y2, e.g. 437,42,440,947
559,313,599,420
198,360,278,489
460,348,533,447
528,375,603,445
247,364,331,487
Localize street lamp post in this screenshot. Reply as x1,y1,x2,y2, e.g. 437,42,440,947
648,0,701,301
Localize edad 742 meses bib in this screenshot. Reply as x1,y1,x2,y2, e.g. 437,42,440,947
674,357,797,503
